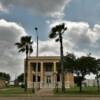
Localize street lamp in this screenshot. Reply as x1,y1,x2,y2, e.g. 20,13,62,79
35,27,39,92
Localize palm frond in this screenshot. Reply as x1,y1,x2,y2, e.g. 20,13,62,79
18,48,25,53
21,36,33,44
49,32,57,38
29,46,33,54
15,42,22,48
49,23,67,39
15,35,33,56
55,38,59,42
49,26,58,38
26,36,31,43
20,36,26,45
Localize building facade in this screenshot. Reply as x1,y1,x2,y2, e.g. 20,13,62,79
0,79,6,88
26,56,74,88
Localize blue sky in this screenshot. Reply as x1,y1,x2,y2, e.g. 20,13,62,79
0,0,100,79
64,0,100,26
1,0,100,40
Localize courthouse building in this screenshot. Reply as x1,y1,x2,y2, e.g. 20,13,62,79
26,56,74,88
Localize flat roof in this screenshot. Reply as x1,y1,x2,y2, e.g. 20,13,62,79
28,56,60,62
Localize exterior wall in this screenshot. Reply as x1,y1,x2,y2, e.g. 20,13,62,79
65,73,74,88
82,79,100,87
26,56,74,89
27,61,33,88
0,79,6,88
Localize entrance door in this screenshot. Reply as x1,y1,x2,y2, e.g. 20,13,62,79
45,75,52,88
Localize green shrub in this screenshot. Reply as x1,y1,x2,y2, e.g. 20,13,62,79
21,84,25,88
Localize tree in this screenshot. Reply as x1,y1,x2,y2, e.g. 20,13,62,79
15,73,24,87
0,72,10,82
49,23,67,92
15,36,33,91
74,56,96,92
5,74,10,82
17,73,24,83
63,53,76,73
90,59,100,93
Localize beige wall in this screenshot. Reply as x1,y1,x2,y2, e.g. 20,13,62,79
26,56,74,88
65,72,74,87
0,79,6,88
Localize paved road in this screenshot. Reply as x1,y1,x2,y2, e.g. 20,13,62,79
0,97,100,100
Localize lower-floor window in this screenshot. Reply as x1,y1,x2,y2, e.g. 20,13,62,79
57,74,60,82
33,75,40,82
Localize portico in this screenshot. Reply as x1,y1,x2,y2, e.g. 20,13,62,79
26,56,74,89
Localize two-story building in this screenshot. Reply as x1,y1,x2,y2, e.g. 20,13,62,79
26,56,74,89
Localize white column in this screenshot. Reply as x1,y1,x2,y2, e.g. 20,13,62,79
40,62,43,88
27,62,33,88
53,62,57,88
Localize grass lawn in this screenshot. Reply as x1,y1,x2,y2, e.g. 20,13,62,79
0,86,34,96
54,86,100,96
0,86,100,97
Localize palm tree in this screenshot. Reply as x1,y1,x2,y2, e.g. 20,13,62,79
49,23,67,92
15,36,33,91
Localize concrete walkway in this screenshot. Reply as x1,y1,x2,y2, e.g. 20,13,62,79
36,88,53,96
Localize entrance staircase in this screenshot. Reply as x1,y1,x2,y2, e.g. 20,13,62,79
36,88,53,96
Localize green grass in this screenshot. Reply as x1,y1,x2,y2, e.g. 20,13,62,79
54,86,100,96
0,86,100,97
0,86,34,96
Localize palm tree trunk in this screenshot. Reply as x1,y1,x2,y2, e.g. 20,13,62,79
24,45,28,92
59,33,65,92
79,79,82,92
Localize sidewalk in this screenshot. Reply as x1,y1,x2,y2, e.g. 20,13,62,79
0,96,100,100
36,88,53,96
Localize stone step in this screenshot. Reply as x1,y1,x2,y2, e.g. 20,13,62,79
36,88,53,96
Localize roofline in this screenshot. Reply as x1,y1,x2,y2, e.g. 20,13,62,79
28,56,60,60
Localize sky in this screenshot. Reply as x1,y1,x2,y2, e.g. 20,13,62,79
0,0,100,80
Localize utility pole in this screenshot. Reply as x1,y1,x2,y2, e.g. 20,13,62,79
35,27,39,93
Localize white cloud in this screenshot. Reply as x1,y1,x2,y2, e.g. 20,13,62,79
0,19,27,80
0,0,71,18
38,20,100,58
32,40,59,56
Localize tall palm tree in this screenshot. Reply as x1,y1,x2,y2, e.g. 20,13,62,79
15,36,33,91
49,23,67,92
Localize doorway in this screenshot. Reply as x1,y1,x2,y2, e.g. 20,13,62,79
45,75,52,88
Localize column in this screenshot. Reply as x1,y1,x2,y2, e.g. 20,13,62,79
53,62,57,88
27,62,33,88
65,73,70,88
40,62,43,88
54,62,56,73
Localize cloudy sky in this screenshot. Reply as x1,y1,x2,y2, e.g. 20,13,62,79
0,0,100,80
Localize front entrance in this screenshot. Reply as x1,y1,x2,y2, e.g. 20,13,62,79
44,74,52,88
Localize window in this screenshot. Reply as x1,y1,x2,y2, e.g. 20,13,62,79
31,63,40,72
44,63,53,71
33,75,40,82
57,74,60,82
